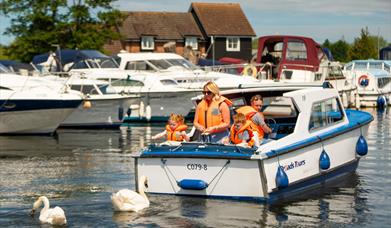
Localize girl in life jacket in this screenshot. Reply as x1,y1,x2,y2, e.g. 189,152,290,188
193,81,232,143
152,114,189,142
229,113,255,148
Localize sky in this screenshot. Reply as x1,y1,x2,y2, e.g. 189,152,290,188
0,0,390,45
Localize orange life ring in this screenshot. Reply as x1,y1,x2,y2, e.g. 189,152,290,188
358,75,369,87
242,65,257,77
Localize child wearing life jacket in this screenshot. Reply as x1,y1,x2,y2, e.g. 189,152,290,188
229,113,255,148
152,114,189,142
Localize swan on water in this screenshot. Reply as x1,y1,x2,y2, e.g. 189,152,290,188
111,176,150,212
30,196,67,225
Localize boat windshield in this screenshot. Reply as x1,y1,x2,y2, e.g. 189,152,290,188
165,59,199,70
0,63,10,73
326,65,345,80
368,62,383,70
147,58,199,71
148,59,172,70
354,62,368,70
72,58,119,70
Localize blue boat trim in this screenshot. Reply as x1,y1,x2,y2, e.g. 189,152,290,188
0,99,82,112
140,142,256,159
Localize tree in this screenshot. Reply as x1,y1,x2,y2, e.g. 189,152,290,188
348,27,377,60
331,39,350,63
322,39,331,49
0,0,123,62
0,45,9,59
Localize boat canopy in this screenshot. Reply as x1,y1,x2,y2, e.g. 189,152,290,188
32,49,118,71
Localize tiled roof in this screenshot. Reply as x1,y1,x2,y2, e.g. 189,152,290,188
190,2,256,37
120,12,203,40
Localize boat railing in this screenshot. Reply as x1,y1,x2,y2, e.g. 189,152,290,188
200,62,352,83
201,63,273,80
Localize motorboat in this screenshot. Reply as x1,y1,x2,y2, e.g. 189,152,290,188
343,60,391,107
202,35,358,108
43,74,140,128
116,52,260,90
133,83,373,203
0,64,83,134
32,50,219,122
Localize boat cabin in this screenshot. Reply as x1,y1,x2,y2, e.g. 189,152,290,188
255,35,327,81
192,84,345,142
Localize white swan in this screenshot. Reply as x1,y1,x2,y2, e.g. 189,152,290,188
111,176,150,212
30,196,67,225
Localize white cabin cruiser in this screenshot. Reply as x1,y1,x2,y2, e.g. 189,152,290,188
43,74,140,128
116,52,260,90
343,60,391,107
32,50,202,122
0,64,83,134
133,84,373,203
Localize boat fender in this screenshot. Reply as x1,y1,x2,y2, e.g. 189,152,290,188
118,106,124,120
342,92,348,108
146,105,152,121
139,101,145,117
319,149,331,170
355,93,361,109
275,166,289,189
358,75,369,87
356,135,368,156
83,101,92,109
376,95,387,109
177,179,208,190
242,65,257,77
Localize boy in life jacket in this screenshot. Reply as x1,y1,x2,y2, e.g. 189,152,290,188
235,94,272,147
229,113,255,148
152,114,189,142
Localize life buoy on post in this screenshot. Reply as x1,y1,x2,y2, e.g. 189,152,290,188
358,75,369,87
242,65,257,77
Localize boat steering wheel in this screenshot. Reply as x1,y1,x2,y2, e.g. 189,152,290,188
265,118,277,139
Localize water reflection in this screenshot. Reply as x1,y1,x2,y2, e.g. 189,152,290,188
0,109,389,226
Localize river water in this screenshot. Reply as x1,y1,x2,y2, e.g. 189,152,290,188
0,108,390,227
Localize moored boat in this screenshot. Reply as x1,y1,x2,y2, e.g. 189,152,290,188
343,60,391,108
0,64,83,134
133,84,373,203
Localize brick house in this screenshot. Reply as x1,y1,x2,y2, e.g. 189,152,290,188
104,3,256,61
189,3,256,61
104,12,205,56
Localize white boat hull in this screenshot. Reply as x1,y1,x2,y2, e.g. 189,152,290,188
125,91,198,122
0,108,77,134
61,95,138,128
135,126,366,201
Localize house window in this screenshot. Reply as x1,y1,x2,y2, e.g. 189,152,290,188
226,37,240,52
185,37,198,50
141,36,154,50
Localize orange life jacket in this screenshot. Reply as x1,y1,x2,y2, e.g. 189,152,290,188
165,124,188,141
195,96,232,130
230,120,255,147
235,106,265,139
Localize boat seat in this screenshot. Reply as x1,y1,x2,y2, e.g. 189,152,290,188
263,105,293,117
